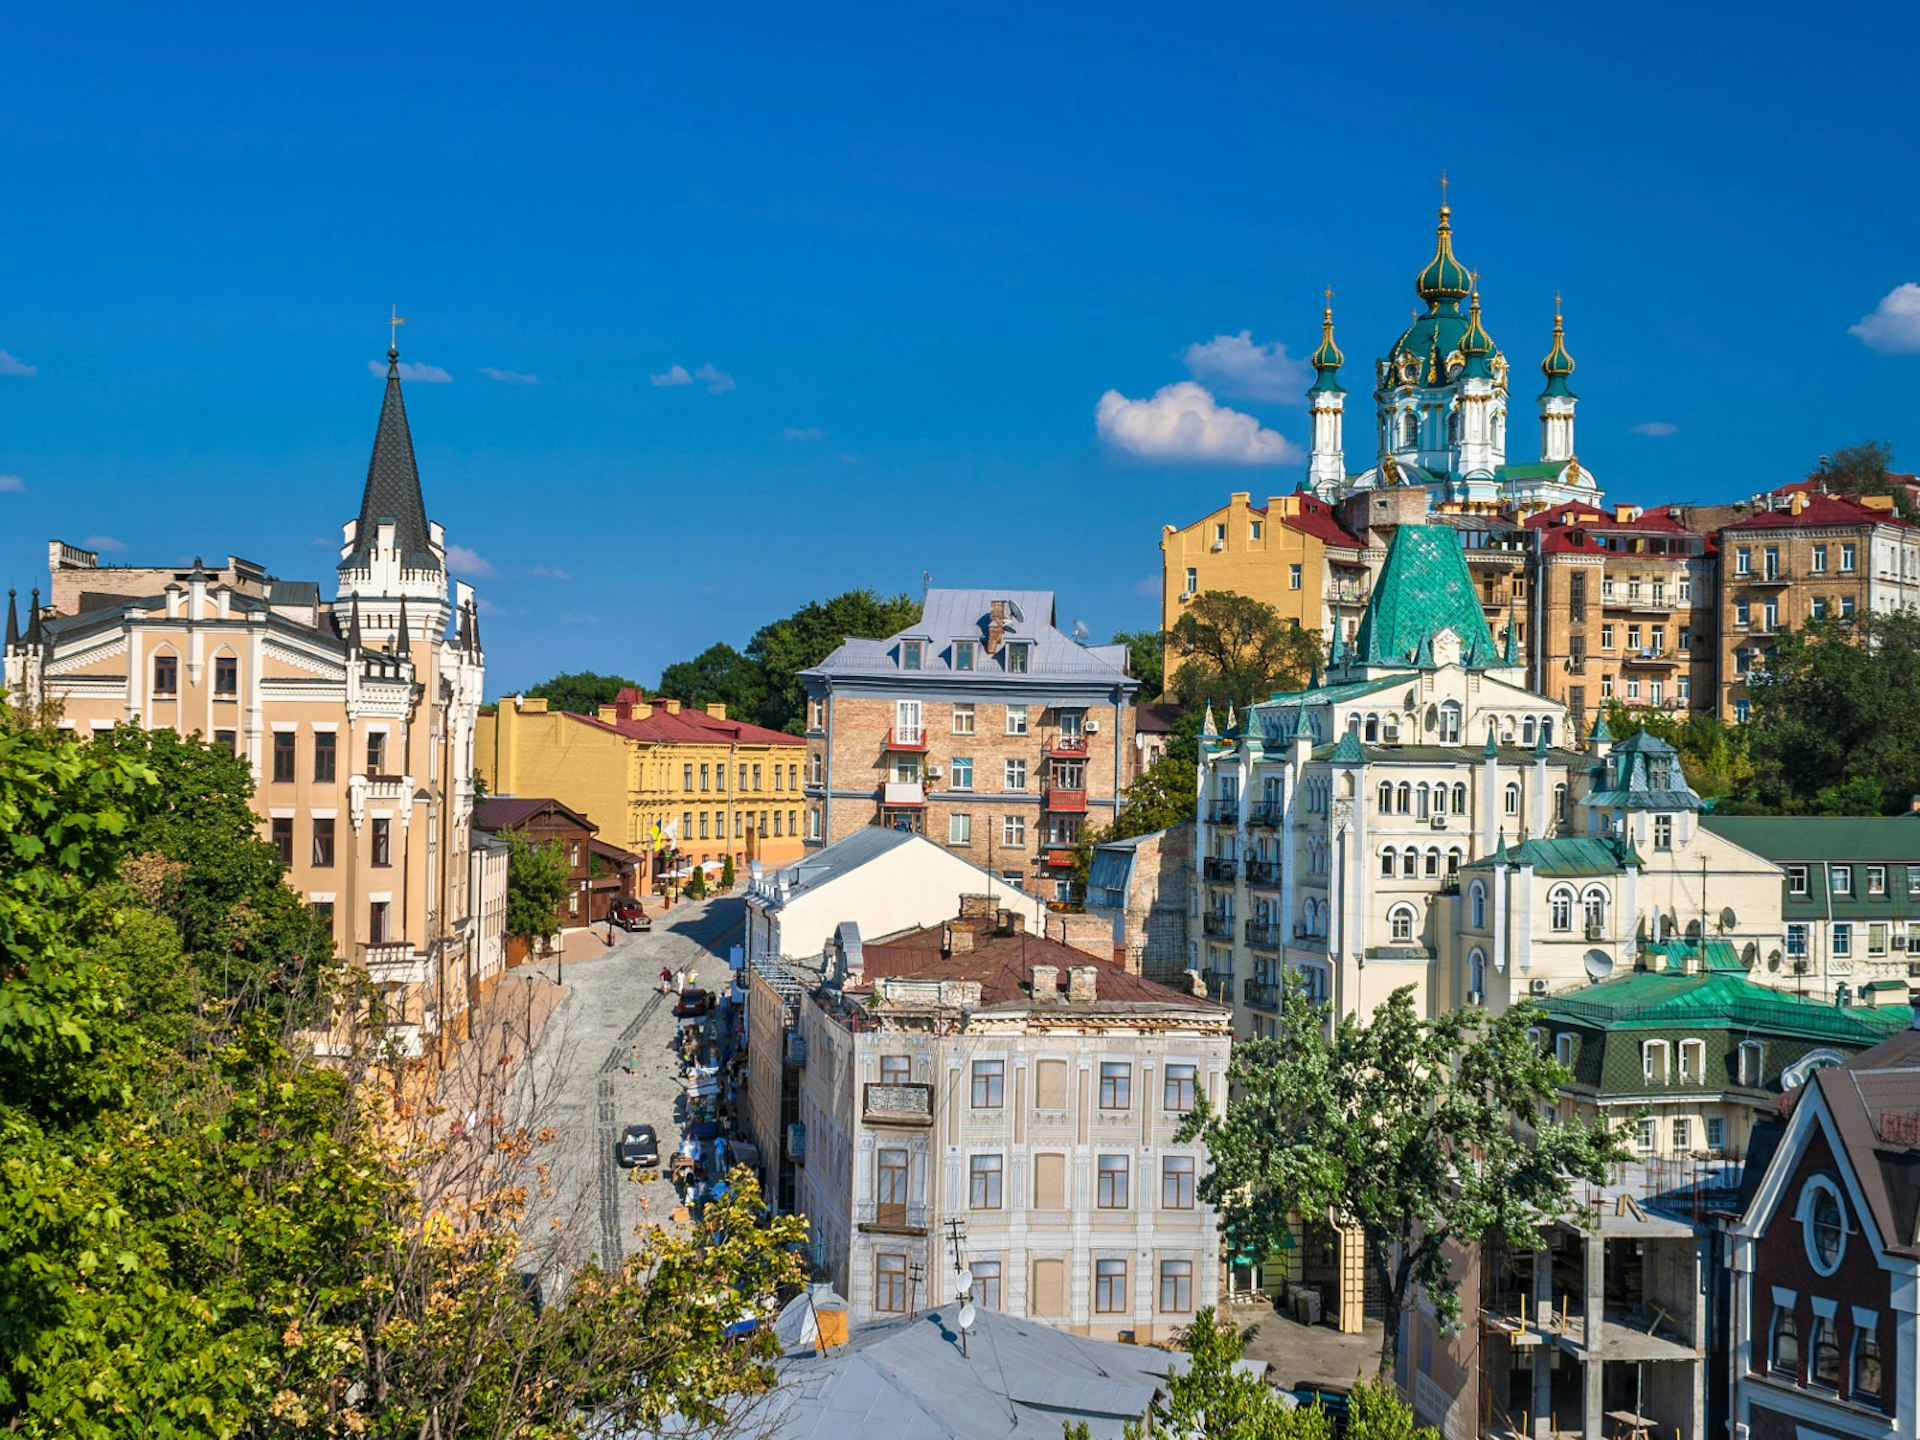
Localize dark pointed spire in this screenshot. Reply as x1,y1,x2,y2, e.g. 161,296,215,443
396,597,410,652
342,345,439,573
23,588,42,647
347,595,362,651
4,589,17,649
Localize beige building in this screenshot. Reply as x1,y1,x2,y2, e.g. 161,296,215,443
1161,489,1369,649
772,903,1230,1341
800,589,1138,902
3,347,489,1058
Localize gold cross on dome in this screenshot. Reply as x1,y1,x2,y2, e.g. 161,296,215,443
1324,285,1334,304
1439,169,1449,205
389,304,408,352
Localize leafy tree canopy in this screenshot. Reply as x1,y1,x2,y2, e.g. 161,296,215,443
1166,591,1321,714
744,589,922,733
523,670,643,714
1817,439,1899,496
504,831,571,941
1179,983,1625,1377
1602,702,1750,802
1110,629,1164,702
1065,755,1196,898
657,642,771,722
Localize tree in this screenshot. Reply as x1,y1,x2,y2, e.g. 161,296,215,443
505,832,571,943
1740,611,1920,814
1111,629,1164,702
685,865,708,900
657,642,770,720
1066,755,1197,896
1179,984,1626,1377
1347,1375,1441,1440
523,670,643,715
745,590,922,733
1817,439,1898,495
720,854,736,889
1166,592,1321,713
1602,702,1750,802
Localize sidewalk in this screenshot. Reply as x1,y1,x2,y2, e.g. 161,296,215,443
435,967,566,1134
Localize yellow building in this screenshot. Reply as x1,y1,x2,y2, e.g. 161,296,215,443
477,689,807,888
1161,489,1371,652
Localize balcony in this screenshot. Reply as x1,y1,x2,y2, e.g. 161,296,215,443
884,727,928,751
862,1081,933,1126
1245,858,1282,888
1200,968,1235,1002
1044,786,1088,814
856,1201,929,1235
1203,856,1238,884
1244,920,1280,951
1248,800,1283,828
1045,734,1090,758
1620,649,1679,669
1208,801,1241,825
362,943,427,985
1243,978,1282,1011
1043,845,1077,869
1744,568,1792,588
1202,912,1235,940
1327,582,1370,607
882,781,926,807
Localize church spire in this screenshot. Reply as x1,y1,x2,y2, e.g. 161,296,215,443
23,588,41,648
4,589,16,650
1415,196,1473,309
1539,297,1576,398
342,341,439,575
1538,295,1578,464
1307,286,1348,495
1309,288,1345,394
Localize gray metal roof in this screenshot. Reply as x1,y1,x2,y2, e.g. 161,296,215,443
752,830,1019,912
804,588,1132,683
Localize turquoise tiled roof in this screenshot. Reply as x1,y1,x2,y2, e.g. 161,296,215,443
1461,835,1634,876
1354,525,1498,669
1542,965,1913,1045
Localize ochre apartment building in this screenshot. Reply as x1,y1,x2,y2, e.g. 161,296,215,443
477,689,806,886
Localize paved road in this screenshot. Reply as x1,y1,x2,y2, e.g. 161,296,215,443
519,894,745,1276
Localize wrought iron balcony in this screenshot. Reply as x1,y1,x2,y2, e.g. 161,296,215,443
862,1081,933,1126
1248,800,1283,828
1200,968,1235,1001
1202,856,1238,884
1243,978,1281,1011
1245,858,1282,888
1202,912,1235,939
1244,920,1280,951
1208,801,1241,825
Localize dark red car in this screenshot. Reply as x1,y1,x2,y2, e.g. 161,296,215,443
609,897,651,932
673,988,714,1018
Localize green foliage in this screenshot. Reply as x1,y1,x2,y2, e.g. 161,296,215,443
1110,628,1164,701
1066,756,1196,895
524,670,643,714
685,865,708,900
1601,702,1750,801
1817,439,1898,495
1166,591,1321,713
720,853,736,889
657,642,770,722
1347,1374,1440,1440
1740,611,1920,814
744,589,923,733
1179,983,1627,1377
505,831,571,940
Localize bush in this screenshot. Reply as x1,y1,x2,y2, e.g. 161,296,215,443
720,854,736,889
685,867,708,900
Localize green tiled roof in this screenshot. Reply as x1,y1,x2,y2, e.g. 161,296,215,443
1541,966,1912,1046
1354,524,1498,669
1701,816,1920,862
1461,835,1634,876
1583,729,1702,812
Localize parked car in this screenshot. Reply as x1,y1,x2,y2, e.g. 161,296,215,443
610,897,652,932
674,988,714,1018
1286,1386,1348,1436
614,1123,660,1169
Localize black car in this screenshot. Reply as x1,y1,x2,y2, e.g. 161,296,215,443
674,988,714,1018
609,897,652,932
614,1123,660,1169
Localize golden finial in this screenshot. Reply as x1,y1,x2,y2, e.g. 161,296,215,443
388,303,409,356
1440,168,1449,210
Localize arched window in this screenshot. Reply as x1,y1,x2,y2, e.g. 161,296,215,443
1438,701,1461,745
1415,783,1431,819
1380,850,1396,878
1396,782,1411,814
1549,887,1575,932
1503,783,1520,816
1399,410,1418,449
1377,781,1393,815
1470,882,1486,929
1348,714,1361,736
1364,714,1380,742
1468,947,1487,995
1582,887,1608,934
1432,784,1448,816
1402,846,1418,876
1522,717,1536,746
1447,408,1462,445
1424,848,1441,877
1452,782,1468,813
1540,718,1554,747
1553,784,1569,821
1389,905,1416,944
1448,849,1462,875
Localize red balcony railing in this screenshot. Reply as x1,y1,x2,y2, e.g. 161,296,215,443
1044,787,1088,813
1045,734,1090,758
884,727,928,751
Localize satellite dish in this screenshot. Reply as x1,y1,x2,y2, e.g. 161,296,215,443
955,1266,974,1299
1072,619,1091,643
1583,948,1613,981
1006,600,1025,624
1720,906,1738,931
957,1302,977,1332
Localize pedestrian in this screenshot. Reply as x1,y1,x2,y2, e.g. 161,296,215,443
659,966,672,994
676,966,688,994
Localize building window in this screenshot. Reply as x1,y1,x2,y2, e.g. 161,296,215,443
1672,1117,1691,1152
368,900,389,945
1470,882,1486,929
1769,1301,1799,1374
971,1059,1004,1109
807,808,821,840
878,1055,910,1085
809,698,826,731
1549,888,1574,932
214,655,238,695
1812,543,1828,574
1868,864,1887,895
1832,922,1852,958
1852,1324,1884,1404
152,653,178,696
1164,1063,1197,1111
948,758,974,792
1286,562,1301,590
948,813,972,846
751,764,762,791
1002,814,1025,847
1006,643,1031,674
1158,1259,1194,1313
1004,758,1028,791
312,818,335,868
1635,1118,1655,1152
367,731,387,776
901,639,923,671
969,1154,1003,1209
1787,864,1808,896
214,729,236,753
1842,542,1857,573
875,1254,907,1313
1503,783,1520,816
1162,1155,1196,1209
1438,701,1461,745
1738,1040,1765,1086
1642,1040,1670,1085
268,731,295,783
973,1260,1002,1310
1094,1259,1127,1314
952,639,977,672
952,703,976,735
698,813,709,840
1810,1313,1842,1390
1706,1116,1725,1150
371,818,392,867
1583,888,1608,935
1185,567,1198,595
1735,547,1751,576
1096,1154,1129,1208
270,817,293,865
1555,1033,1575,1066
1802,1177,1847,1273
1388,905,1415,944
1004,705,1028,736
807,752,823,785
1099,1061,1131,1109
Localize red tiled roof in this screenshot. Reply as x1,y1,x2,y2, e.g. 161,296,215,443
857,922,1226,1010
1527,500,1712,555
1276,492,1365,550
1721,493,1908,532
474,796,598,833
567,700,803,747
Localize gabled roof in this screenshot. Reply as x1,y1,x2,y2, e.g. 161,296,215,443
804,588,1133,684
473,796,598,834
1541,962,1913,1046
342,351,439,572
1461,835,1634,876
1276,492,1365,550
1353,524,1498,669
1793,1042,1920,1257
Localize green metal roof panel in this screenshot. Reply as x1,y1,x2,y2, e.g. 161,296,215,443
1353,525,1498,669
1461,836,1633,876
1540,968,1914,1045
1702,816,1920,862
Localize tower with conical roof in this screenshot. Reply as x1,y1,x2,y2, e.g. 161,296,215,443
1306,288,1347,492
338,343,451,643
1538,297,1578,464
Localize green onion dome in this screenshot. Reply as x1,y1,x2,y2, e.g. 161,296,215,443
1415,205,1473,306
1309,290,1345,395
1540,300,1576,399
1458,288,1498,379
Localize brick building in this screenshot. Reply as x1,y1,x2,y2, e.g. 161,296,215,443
799,589,1139,900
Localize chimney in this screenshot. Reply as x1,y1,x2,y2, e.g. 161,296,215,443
947,925,974,955
597,704,618,722
1067,966,1098,1003
632,702,652,720
662,699,682,714
998,909,1026,936
987,599,1007,654
1030,964,1058,1001
706,702,728,719
959,893,996,920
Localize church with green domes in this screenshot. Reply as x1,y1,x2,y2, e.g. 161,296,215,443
1305,201,1602,509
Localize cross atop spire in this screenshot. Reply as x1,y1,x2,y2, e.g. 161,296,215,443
389,304,408,356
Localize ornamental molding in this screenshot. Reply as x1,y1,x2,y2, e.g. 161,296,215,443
263,641,345,680
46,637,129,675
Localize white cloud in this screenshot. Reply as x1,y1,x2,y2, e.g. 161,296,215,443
445,544,497,577
480,366,540,384
784,426,825,441
0,349,37,378
1850,284,1920,354
650,361,735,394
86,534,127,553
0,474,23,493
527,564,572,581
1095,381,1301,465
1630,421,1678,437
1183,331,1310,402
370,358,452,383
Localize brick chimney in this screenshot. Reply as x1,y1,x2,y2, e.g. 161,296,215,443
959,894,996,920
662,699,682,715
997,909,1026,936
945,924,974,956
597,704,618,722
1067,966,1098,1003
987,599,1007,654
1030,964,1058,1001
706,703,728,719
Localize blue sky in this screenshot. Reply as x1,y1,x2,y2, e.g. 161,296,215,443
4,3,1919,695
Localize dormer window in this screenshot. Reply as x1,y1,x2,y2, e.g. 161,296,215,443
1006,642,1031,674
953,640,975,672
901,640,924,671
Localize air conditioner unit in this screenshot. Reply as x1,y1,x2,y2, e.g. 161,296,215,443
926,764,943,778
1895,935,1909,950
1211,539,1225,552
1084,719,1101,733
1430,815,1448,830
1528,978,1551,997
1179,589,1195,602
